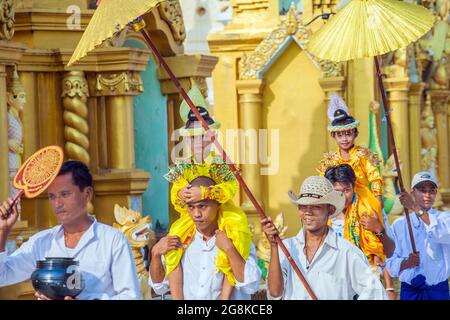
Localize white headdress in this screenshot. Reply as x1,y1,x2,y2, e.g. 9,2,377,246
327,93,359,132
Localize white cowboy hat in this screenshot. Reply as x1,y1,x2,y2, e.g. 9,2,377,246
288,176,345,219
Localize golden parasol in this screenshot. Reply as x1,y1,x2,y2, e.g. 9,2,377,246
3,145,64,218
68,0,318,299
307,0,436,253
307,0,435,62
68,0,164,67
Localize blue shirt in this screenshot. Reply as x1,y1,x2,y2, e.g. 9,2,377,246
386,209,450,286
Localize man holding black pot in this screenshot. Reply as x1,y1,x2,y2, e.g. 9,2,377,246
0,160,141,300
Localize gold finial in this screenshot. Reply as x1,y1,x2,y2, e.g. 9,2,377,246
285,2,298,35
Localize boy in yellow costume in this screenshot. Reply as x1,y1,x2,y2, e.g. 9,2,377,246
149,85,260,299
318,94,386,266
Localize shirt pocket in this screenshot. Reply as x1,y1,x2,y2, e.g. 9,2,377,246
316,271,348,300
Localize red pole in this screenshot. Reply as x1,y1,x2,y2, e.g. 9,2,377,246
140,28,318,300
374,57,417,253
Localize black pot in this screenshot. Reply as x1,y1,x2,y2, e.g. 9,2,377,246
31,257,85,300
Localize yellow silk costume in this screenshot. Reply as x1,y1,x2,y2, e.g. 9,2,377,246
317,145,383,196
163,153,251,286
319,145,386,264
343,191,386,264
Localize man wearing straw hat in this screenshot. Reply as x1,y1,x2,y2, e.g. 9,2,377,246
261,176,388,300
386,171,450,300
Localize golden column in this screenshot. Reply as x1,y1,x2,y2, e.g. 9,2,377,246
62,71,90,165
430,90,450,191
94,72,142,169
319,74,346,151
408,82,425,177
384,77,411,186
236,79,265,238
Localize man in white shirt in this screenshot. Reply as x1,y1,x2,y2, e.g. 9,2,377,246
149,176,261,300
0,160,141,300
262,176,388,300
386,171,450,300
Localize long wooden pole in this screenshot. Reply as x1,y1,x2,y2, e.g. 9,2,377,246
139,28,318,300
374,57,417,253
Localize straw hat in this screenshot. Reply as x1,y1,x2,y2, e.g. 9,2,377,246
288,176,345,218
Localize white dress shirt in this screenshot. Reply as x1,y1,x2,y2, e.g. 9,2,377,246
386,209,450,286
267,228,388,300
0,217,141,300
149,230,261,299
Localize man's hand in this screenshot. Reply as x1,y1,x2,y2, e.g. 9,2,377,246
261,217,278,246
181,185,202,203
373,255,384,267
400,252,420,271
215,230,234,252
35,292,73,300
151,236,182,257
399,192,416,211
360,212,384,234
0,198,19,232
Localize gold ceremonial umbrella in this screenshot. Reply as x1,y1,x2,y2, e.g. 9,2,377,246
307,0,436,253
68,0,318,299
307,0,435,62
68,0,164,66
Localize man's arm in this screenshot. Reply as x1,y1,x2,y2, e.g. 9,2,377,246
148,235,182,296
360,212,395,258
215,230,245,282
108,233,142,300
423,211,450,244
261,217,284,299
0,199,37,286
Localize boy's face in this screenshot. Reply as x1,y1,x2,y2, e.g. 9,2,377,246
332,129,357,151
187,199,219,233
412,181,437,211
331,181,354,211
187,126,215,159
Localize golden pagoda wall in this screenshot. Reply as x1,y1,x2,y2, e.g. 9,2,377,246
262,43,327,235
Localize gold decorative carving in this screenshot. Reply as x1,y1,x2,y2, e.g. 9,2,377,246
191,77,208,98
62,71,90,166
430,91,450,115
113,204,155,299
239,4,315,80
312,0,338,16
158,0,186,43
95,72,144,96
319,60,343,78
0,0,14,40
420,95,444,207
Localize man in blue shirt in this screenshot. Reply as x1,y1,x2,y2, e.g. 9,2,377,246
386,171,450,300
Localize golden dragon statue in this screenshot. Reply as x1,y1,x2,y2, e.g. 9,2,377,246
113,204,155,299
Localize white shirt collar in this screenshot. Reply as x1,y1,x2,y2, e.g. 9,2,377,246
295,227,339,250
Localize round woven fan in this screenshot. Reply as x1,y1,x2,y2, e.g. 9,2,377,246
13,145,64,199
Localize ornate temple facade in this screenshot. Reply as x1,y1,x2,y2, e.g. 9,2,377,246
0,0,448,299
